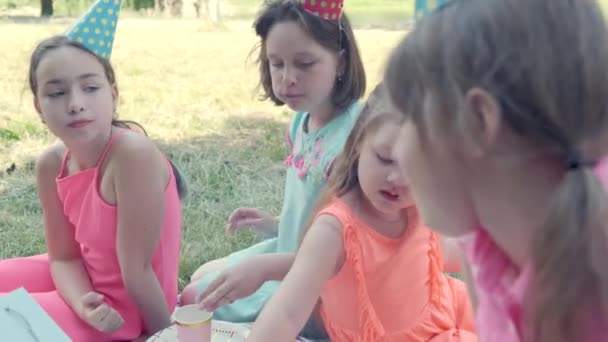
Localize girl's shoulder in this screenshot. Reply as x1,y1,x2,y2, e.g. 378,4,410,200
105,130,165,166
325,101,363,133
321,101,363,147
101,130,170,187
36,141,67,180
314,213,344,235
317,194,357,230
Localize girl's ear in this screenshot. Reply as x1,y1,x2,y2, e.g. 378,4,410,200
463,87,502,159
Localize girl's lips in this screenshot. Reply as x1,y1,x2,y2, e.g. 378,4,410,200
380,190,400,202
68,120,93,128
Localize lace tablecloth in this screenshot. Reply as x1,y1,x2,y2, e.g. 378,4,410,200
146,321,313,342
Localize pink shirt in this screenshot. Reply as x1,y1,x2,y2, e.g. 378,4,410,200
56,130,182,339
457,229,529,341
458,160,608,341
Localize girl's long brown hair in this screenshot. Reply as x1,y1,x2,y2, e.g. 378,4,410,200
385,0,608,340
299,83,404,243
253,0,366,111
28,36,187,199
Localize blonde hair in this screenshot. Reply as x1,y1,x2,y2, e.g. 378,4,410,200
385,0,608,340
299,83,403,242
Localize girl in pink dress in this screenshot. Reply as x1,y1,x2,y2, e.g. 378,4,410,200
385,0,608,341
0,35,184,341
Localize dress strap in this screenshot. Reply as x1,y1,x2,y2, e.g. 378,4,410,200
96,128,129,167
58,149,71,178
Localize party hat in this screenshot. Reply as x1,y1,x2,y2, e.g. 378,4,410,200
65,0,123,59
297,0,344,21
415,0,449,21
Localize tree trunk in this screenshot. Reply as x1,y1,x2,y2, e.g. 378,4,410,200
40,0,53,17
155,0,167,16
192,0,200,18
182,0,200,18
208,0,220,23
200,0,209,17
170,0,182,16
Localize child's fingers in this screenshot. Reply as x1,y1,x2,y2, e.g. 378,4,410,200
98,309,115,332
226,208,249,233
210,288,238,311
96,306,124,333
225,209,241,232
88,303,111,329
81,291,104,308
232,218,263,233
226,208,268,234
105,310,125,333
200,281,233,311
197,273,227,304
92,303,111,320
235,208,260,217
225,222,237,234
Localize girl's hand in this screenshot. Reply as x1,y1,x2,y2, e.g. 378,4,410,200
226,208,277,235
197,257,268,311
79,291,125,333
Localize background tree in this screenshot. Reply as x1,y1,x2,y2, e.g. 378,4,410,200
40,0,53,17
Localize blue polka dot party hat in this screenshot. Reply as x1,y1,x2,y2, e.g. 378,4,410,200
415,0,449,21
65,0,123,59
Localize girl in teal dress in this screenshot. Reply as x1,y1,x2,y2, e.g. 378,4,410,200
181,0,365,337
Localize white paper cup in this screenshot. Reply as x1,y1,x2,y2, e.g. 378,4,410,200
173,304,212,342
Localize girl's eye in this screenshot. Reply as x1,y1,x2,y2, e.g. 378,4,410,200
296,61,315,69
376,153,392,164
47,91,64,98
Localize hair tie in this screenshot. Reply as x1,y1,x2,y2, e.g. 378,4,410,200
565,148,595,171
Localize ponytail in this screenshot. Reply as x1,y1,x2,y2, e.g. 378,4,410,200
111,119,147,136
168,158,188,200
529,165,608,341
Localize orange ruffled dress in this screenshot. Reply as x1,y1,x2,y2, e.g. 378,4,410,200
318,198,477,341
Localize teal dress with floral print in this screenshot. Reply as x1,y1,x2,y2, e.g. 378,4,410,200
192,103,361,331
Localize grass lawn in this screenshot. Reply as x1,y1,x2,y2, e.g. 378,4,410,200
3,0,608,289
0,14,402,288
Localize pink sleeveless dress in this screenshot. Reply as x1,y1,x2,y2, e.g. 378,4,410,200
0,130,182,341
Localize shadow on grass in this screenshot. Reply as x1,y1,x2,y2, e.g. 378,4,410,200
0,113,289,288
0,15,74,23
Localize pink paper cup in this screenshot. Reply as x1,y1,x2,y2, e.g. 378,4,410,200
173,304,213,342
